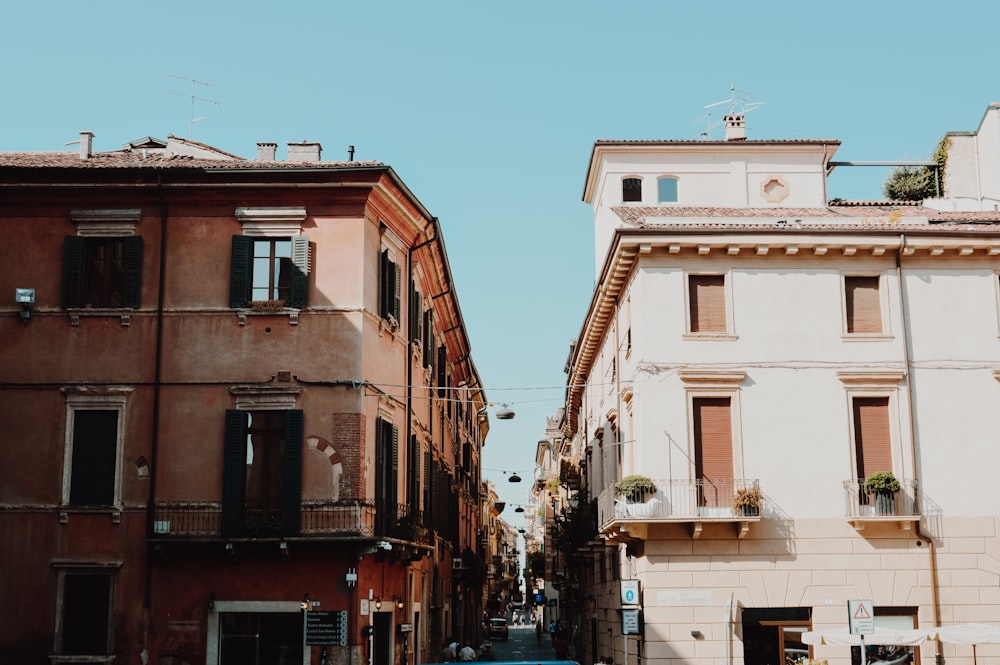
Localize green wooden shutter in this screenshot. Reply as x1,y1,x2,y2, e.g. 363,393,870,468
437,346,447,397
123,236,142,308
282,409,303,536
410,285,422,344
62,236,85,308
289,235,309,308
392,262,401,321
379,250,391,318
391,424,399,514
229,236,251,308
222,410,247,537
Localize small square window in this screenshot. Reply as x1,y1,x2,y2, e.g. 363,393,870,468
845,275,882,333
622,177,642,203
658,177,678,203
689,275,727,333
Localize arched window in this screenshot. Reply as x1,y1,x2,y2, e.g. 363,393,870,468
658,177,678,203
622,177,642,202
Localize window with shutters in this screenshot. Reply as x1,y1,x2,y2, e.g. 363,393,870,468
693,397,735,510
54,567,116,656
844,275,883,334
63,390,129,509
62,236,142,309
622,177,642,203
230,207,309,309
230,236,309,308
379,249,401,328
63,209,142,309
375,417,399,537
222,409,303,538
409,279,423,346
852,396,892,505
687,274,730,335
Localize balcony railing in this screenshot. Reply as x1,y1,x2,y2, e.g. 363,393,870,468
597,478,761,531
151,500,430,540
843,478,919,521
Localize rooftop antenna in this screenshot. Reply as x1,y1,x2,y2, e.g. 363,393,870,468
166,75,220,139
697,82,765,138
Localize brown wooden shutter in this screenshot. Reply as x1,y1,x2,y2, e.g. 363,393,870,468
846,276,882,333
689,275,726,333
853,397,892,478
693,397,733,507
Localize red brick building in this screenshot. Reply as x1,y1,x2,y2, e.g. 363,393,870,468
0,134,488,665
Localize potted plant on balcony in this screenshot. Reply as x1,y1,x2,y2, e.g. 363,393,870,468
731,485,763,517
614,475,657,504
864,471,901,515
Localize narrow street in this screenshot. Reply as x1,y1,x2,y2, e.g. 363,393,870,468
488,621,565,663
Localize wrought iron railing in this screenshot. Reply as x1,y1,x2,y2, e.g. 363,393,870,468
842,478,919,518
152,500,378,539
596,478,761,530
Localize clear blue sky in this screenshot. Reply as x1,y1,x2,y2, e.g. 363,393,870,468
6,0,999,519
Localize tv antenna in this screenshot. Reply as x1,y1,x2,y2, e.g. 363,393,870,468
166,75,220,139
696,82,764,138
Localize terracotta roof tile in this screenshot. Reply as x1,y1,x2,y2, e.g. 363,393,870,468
612,205,1000,229
0,150,382,170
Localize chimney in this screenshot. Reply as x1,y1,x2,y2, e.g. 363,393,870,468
257,142,277,161
287,141,322,162
79,131,94,159
723,113,747,141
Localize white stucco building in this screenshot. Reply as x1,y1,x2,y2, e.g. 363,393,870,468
567,107,1000,665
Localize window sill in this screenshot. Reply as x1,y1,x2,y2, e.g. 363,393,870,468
682,332,738,341
50,656,116,664
64,309,134,327
236,309,300,326
58,507,123,524
841,333,893,342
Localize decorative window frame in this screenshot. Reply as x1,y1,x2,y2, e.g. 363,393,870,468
71,209,141,237
235,207,307,237
680,370,746,480
65,210,143,326
683,271,737,340
837,371,906,480
841,271,892,340
50,559,122,662
232,207,309,322
230,385,301,411
60,387,132,515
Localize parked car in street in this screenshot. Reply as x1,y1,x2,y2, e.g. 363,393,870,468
488,618,509,641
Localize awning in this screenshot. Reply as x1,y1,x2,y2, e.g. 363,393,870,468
801,627,930,647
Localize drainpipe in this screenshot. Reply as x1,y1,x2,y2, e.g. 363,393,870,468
142,169,168,653
896,234,942,663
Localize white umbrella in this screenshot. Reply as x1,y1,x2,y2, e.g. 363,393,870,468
802,627,930,647
927,624,1000,665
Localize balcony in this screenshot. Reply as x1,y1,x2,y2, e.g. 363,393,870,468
597,478,761,539
151,500,430,543
843,478,920,530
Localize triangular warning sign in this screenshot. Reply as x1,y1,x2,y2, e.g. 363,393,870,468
853,604,872,620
